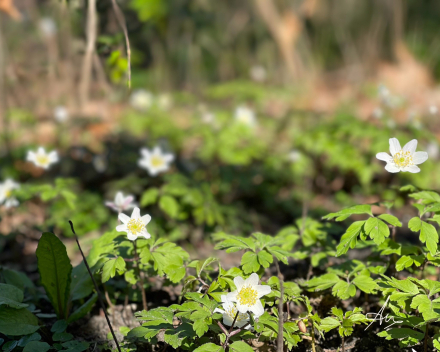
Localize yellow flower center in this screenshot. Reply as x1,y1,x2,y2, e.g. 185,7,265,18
393,150,413,168
225,305,248,323
36,154,50,166
151,156,164,168
237,285,258,306
5,190,11,198
127,218,144,235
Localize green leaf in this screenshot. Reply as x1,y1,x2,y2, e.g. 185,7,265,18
17,333,41,347
51,320,68,333
0,283,28,309
193,343,225,352
410,294,440,320
323,205,372,221
257,250,274,268
229,341,254,352
36,232,72,319
159,195,179,218
364,217,389,245
241,252,260,274
336,221,365,256
332,281,356,299
213,233,256,252
22,341,50,352
409,191,440,204
0,306,39,336
420,221,439,256
320,317,340,332
101,257,126,283
193,319,209,337
196,257,218,277
306,273,340,291
141,188,160,206
408,217,422,232
67,293,98,323
378,214,402,227
70,262,93,301
352,275,378,293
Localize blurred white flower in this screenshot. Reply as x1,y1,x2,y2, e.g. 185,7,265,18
138,146,174,177
39,17,57,37
426,141,439,160
93,154,107,173
376,138,428,173
0,179,20,208
372,107,383,119
226,273,271,316
214,295,252,329
234,106,256,127
202,111,216,124
429,105,438,115
130,89,154,111
377,84,390,100
27,147,59,169
250,65,267,82
116,207,151,241
106,192,136,213
288,150,302,162
54,106,69,123
157,93,173,111
386,119,396,129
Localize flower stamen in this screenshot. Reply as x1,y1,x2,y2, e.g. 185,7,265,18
127,219,144,235
150,156,165,168
237,285,258,306
393,150,413,168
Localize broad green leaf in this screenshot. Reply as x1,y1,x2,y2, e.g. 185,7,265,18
320,317,340,332
140,188,160,206
22,341,50,352
101,257,126,283
196,257,218,277
51,320,68,333
17,333,41,347
336,221,365,256
67,293,97,323
306,273,339,291
332,281,356,299
241,252,260,274
323,205,372,221
408,217,422,232
257,250,273,268
410,294,440,320
378,214,402,227
36,232,72,319
213,233,256,252
229,341,254,352
193,343,225,352
419,221,439,256
352,275,378,293
409,191,440,204
0,283,28,309
70,262,93,301
364,217,389,245
0,307,39,336
159,195,179,218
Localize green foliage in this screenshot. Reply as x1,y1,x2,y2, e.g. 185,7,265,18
321,307,369,337
0,307,39,336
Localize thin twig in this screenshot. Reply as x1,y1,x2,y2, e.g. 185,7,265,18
274,259,284,352
69,221,122,352
110,0,131,89
133,241,148,311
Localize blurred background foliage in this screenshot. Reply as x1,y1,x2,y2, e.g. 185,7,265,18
1,0,440,247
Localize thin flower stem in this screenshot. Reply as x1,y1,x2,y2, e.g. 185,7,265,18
133,241,148,311
310,320,316,352
228,311,239,334
68,221,122,352
274,258,285,352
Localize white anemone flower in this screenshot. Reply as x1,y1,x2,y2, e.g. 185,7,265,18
138,146,174,177
376,138,428,173
130,89,154,111
157,93,173,111
0,179,20,208
116,207,151,241
214,295,252,329
39,17,57,37
226,273,271,316
234,106,256,127
27,147,59,169
106,192,136,213
54,106,69,123
288,150,302,162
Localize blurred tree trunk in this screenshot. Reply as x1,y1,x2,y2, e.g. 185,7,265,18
254,0,316,81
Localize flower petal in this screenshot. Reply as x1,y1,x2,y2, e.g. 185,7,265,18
385,163,400,173
141,214,151,226
389,138,401,156
140,148,150,158
115,192,124,205
249,300,264,317
116,224,127,232
403,139,418,154
118,213,130,223
236,303,248,314
131,207,141,219
402,165,421,173
213,308,225,314
234,276,245,291
127,234,137,241
246,273,259,287
412,151,428,165
256,285,272,298
376,152,392,162
139,231,151,240
226,291,237,301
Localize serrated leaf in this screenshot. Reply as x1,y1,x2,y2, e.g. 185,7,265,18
241,252,260,274
320,317,340,332
408,217,422,232
196,257,218,277
419,221,439,256
378,214,402,227
364,217,389,245
193,343,225,352
36,232,72,319
409,191,440,204
352,275,378,293
101,257,126,283
332,281,356,299
323,205,372,221
257,250,273,268
306,273,339,291
229,341,254,352
336,221,365,256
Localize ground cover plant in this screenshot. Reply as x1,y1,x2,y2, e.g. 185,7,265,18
4,1,440,352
